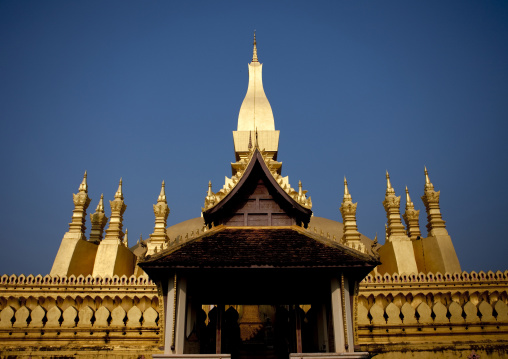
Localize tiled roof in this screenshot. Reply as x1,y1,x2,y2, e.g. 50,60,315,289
140,227,379,269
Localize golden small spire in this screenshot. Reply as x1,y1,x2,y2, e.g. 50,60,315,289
158,180,166,202
96,194,105,212
405,186,413,208
115,178,123,200
386,170,395,194
207,181,213,196
78,171,88,193
252,30,258,62
343,176,352,202
424,166,434,190
123,229,128,247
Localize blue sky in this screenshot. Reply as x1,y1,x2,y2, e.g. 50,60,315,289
1,1,507,275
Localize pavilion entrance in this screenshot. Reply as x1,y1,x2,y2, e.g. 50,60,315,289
195,304,331,359
143,266,372,359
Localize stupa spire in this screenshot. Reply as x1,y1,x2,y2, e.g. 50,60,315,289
68,171,91,235
233,33,279,164
150,180,170,254
104,178,127,243
424,166,434,191
115,178,124,200
237,33,275,132
252,30,258,62
123,229,128,247
383,172,409,241
340,177,364,252
89,193,108,243
386,171,395,194
158,180,167,202
343,176,351,201
403,187,421,240
96,193,105,212
421,167,447,235
79,171,88,192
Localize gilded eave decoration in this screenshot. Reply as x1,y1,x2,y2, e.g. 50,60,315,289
203,146,312,211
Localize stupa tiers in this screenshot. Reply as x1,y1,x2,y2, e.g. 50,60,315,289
1,35,507,359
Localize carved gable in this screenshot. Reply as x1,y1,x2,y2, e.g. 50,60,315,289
203,150,312,228
225,178,293,227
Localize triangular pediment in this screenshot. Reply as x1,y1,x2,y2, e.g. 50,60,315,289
203,150,312,228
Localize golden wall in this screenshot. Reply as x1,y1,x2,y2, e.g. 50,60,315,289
357,270,508,358
0,271,507,358
0,274,160,358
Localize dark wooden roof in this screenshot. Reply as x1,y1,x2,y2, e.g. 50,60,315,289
202,150,312,227
140,227,379,271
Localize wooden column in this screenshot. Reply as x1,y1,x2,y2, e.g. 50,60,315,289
216,304,224,354
295,305,303,353
330,276,345,353
316,304,329,352
164,274,176,355
175,276,187,354
343,276,354,352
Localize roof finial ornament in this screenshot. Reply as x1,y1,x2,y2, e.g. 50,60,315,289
252,30,258,62
248,131,252,150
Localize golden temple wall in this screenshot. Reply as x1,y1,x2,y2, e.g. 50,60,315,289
1,271,507,358
357,270,508,358
0,274,161,358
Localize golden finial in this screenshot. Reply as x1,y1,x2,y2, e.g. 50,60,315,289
96,193,105,212
158,180,166,202
344,176,349,196
78,171,88,193
248,131,252,150
252,30,258,62
405,186,414,209
424,166,434,190
115,178,123,200
207,181,213,196
123,229,128,247
386,171,392,189
385,170,395,194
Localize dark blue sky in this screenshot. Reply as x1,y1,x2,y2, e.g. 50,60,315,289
1,1,507,275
